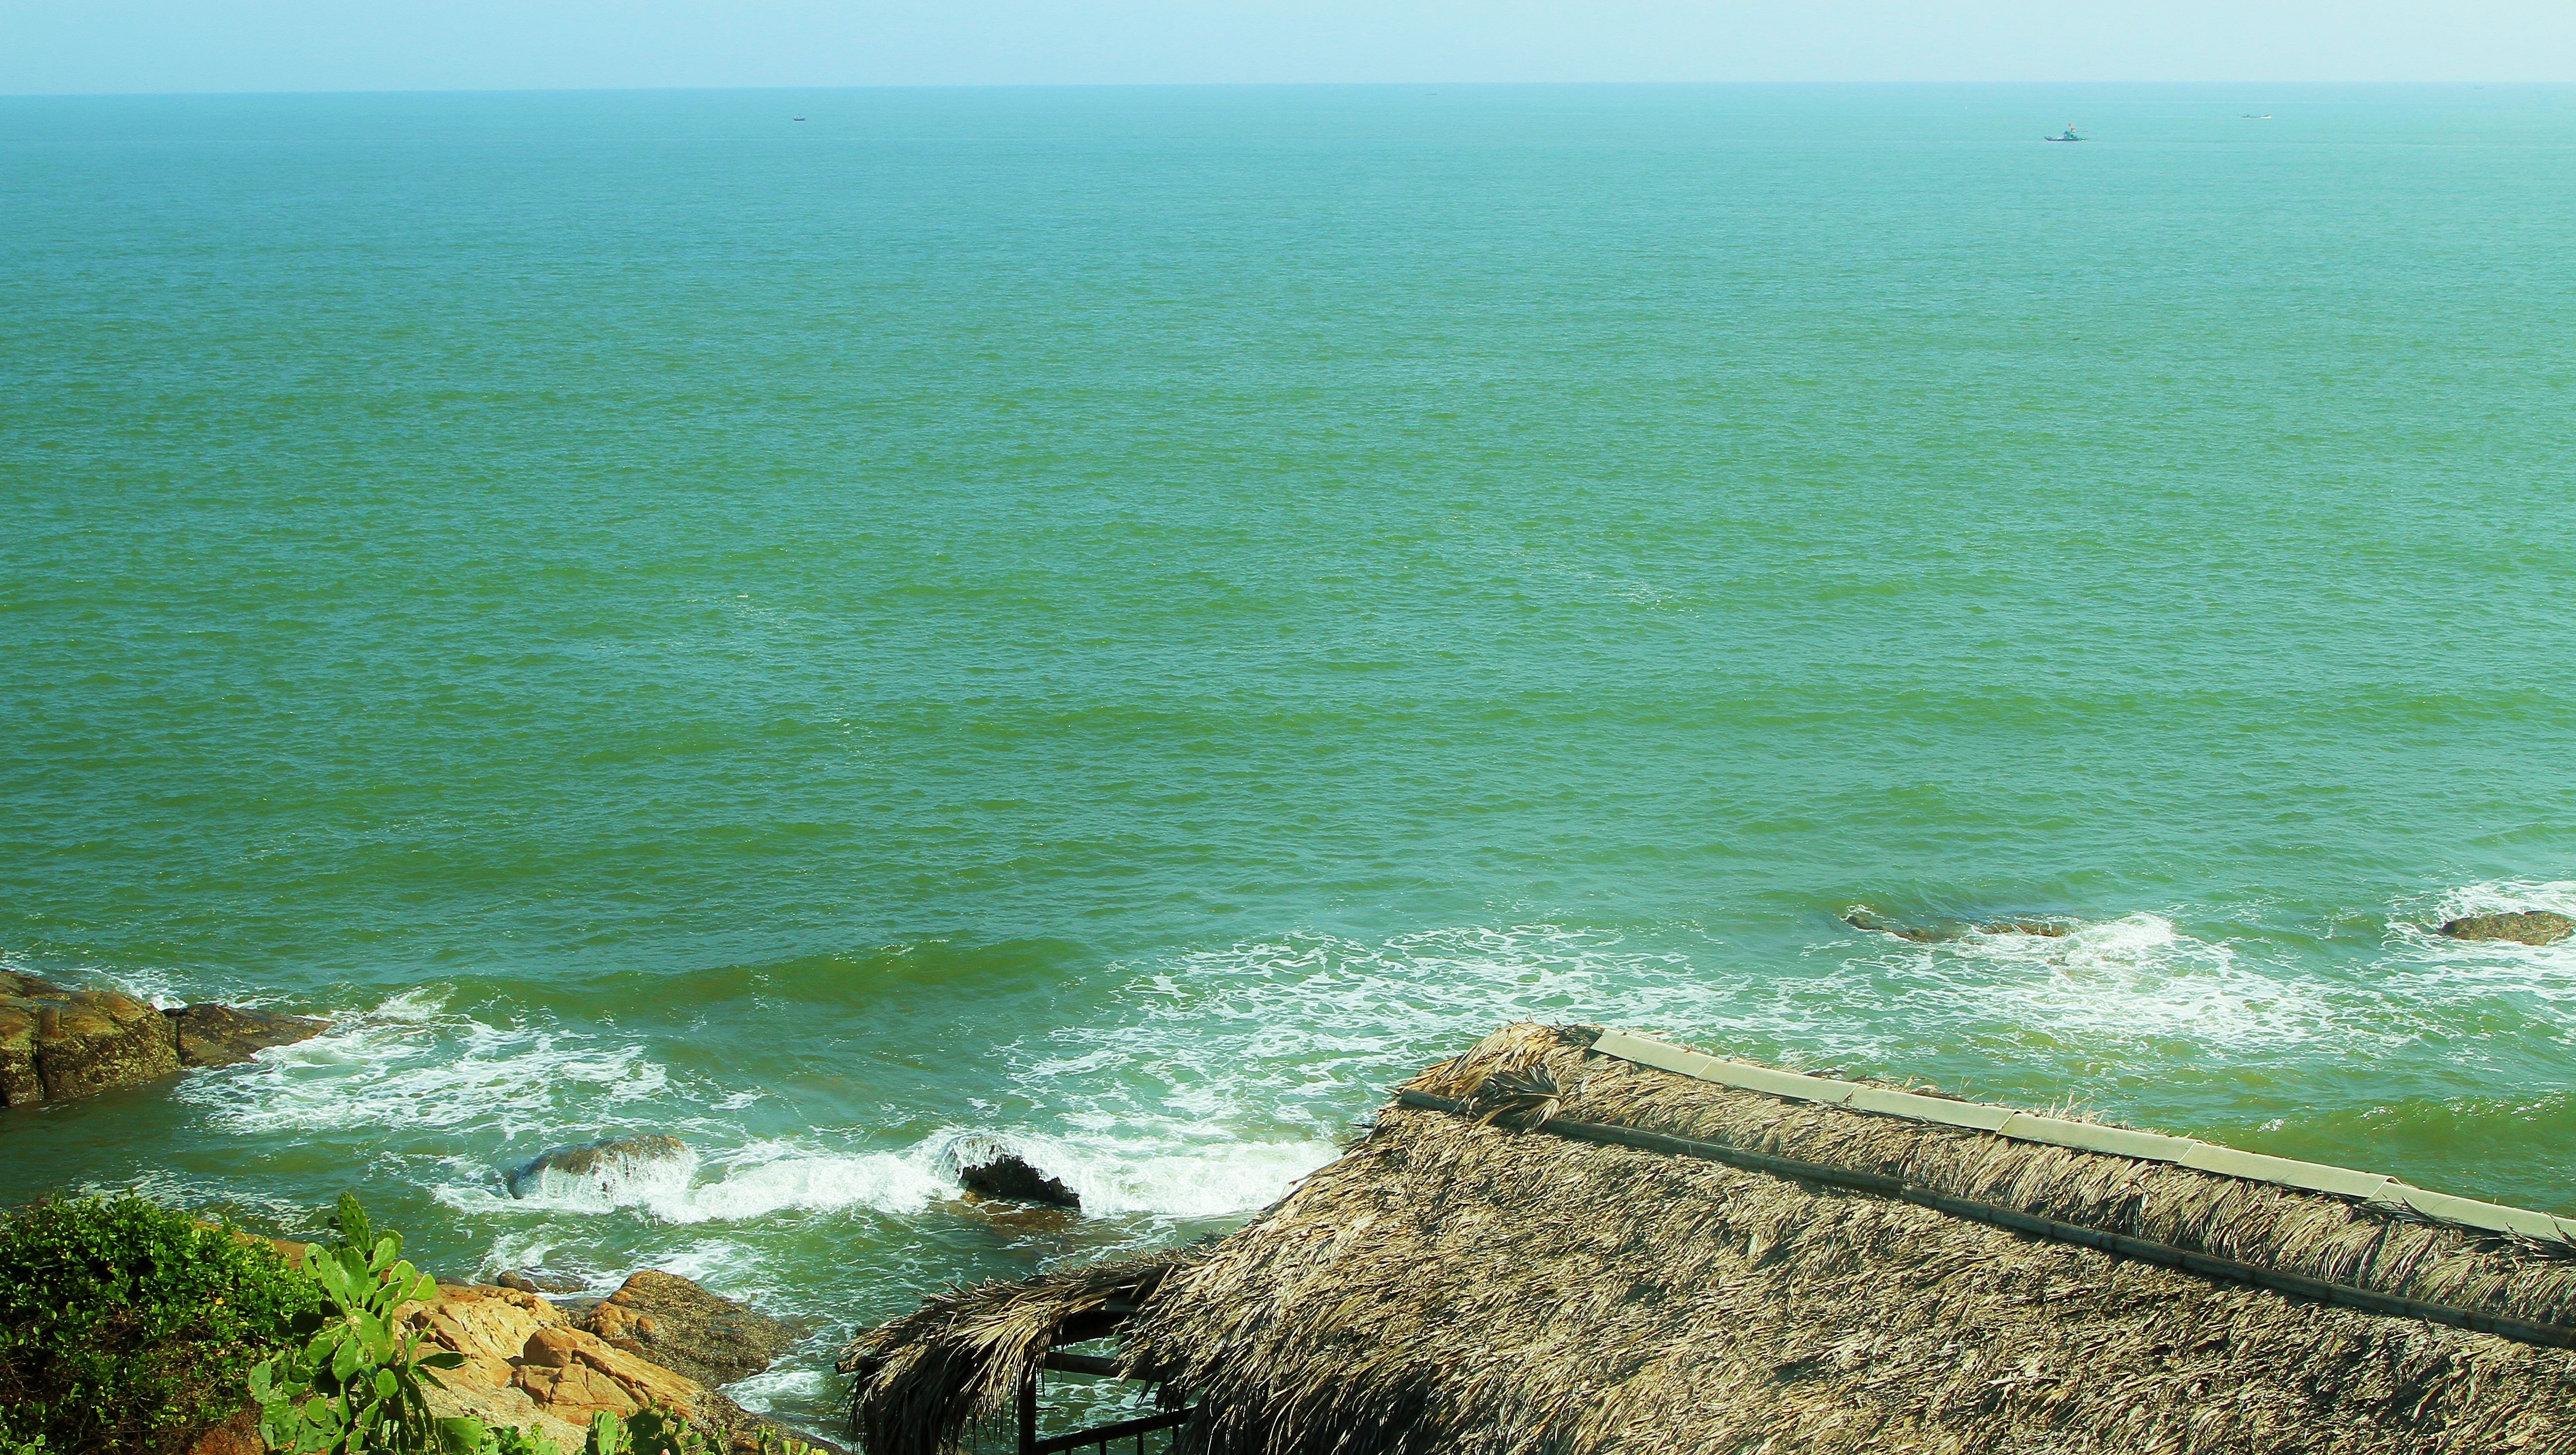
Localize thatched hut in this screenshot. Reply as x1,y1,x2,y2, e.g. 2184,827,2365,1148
843,1024,2576,1455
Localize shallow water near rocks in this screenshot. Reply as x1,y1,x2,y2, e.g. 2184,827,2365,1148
5,83,2576,1436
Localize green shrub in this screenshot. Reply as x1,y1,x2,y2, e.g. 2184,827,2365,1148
0,1195,320,1455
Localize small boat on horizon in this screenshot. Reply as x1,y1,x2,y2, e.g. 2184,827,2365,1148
2242,113,2273,119
2046,124,2083,142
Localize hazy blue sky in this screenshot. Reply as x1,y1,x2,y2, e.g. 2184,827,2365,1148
3,0,2572,94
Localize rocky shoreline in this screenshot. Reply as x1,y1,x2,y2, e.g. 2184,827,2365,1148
0,968,327,1107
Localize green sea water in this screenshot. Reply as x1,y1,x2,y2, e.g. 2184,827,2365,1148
5,83,2576,1436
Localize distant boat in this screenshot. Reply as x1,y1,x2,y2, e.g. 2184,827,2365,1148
2241,113,2272,119
2046,125,2083,142
793,117,807,122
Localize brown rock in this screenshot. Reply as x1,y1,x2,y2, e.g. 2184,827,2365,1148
512,1323,713,1426
402,1279,838,1454
0,1001,41,1107
33,988,181,1100
2439,910,2575,946
399,1281,751,1449
0,973,328,1107
578,1270,799,1389
166,1002,330,1067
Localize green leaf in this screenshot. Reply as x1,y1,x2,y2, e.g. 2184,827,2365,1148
376,1368,399,1400
330,1335,362,1383
420,1350,466,1371
335,1192,373,1252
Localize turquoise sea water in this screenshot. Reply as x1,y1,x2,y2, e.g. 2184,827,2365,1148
5,83,2576,1435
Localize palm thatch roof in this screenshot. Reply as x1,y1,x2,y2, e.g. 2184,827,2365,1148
844,1023,2576,1455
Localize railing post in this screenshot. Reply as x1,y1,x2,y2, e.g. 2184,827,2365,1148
1018,1363,1038,1455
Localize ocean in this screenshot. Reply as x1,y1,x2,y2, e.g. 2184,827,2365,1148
4,82,2574,1434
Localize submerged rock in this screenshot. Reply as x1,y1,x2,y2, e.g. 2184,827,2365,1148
959,1152,1081,1209
2439,910,2574,946
506,1134,691,1197
1844,909,1949,943
579,1269,800,1389
497,1269,590,1294
1844,910,2073,944
1980,919,2073,938
167,1002,330,1067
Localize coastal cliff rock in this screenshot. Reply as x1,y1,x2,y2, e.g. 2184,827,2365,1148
168,1002,329,1066
580,1268,799,1389
0,969,330,1106
1843,910,2074,944
2439,910,2575,946
404,1279,830,1453
959,1151,1081,1209
508,1133,692,1197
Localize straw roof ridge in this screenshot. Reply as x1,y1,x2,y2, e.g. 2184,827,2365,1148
1461,1023,2576,1329
847,1024,2576,1455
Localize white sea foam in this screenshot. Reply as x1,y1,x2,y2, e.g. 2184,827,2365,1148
438,1127,1330,1228
1849,912,2353,1052
916,1126,1337,1219
722,1364,829,1410
175,987,672,1138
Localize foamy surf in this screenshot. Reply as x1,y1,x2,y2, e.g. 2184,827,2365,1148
1841,911,2353,1052
439,1128,1332,1227
2379,880,2576,1003
173,987,673,1137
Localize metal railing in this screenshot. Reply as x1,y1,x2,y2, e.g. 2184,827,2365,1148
1015,1353,1190,1455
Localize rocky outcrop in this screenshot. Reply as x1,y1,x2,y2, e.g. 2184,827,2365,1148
959,1152,1080,1209
1843,910,2073,944
0,969,330,1107
404,1280,833,1453
507,1134,691,1197
2439,910,2575,946
168,1002,329,1067
579,1270,800,1390
0,971,179,1105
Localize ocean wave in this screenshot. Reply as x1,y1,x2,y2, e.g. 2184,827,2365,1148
437,1127,1331,1227
173,987,673,1136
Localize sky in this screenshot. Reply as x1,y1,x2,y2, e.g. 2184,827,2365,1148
1,0,2572,95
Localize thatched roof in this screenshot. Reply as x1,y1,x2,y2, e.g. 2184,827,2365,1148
845,1024,2576,1455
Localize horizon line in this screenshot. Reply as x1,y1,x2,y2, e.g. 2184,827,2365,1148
6,78,2571,101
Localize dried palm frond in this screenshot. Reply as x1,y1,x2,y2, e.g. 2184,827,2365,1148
1460,1063,1564,1131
